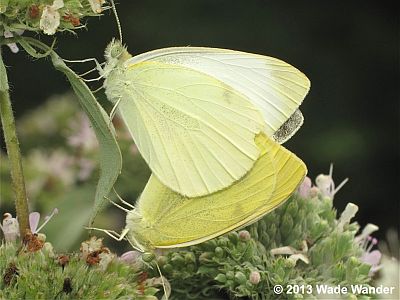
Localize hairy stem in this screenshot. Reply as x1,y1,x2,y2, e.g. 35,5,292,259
0,47,30,237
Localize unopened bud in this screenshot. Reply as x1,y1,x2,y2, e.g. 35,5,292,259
238,230,251,241
249,271,261,284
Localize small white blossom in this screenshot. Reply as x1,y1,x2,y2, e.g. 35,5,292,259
355,223,379,243
80,236,104,259
271,241,310,265
337,202,359,231
88,0,106,14
1,213,20,242
99,251,116,270
40,0,64,35
315,164,348,200
3,30,20,53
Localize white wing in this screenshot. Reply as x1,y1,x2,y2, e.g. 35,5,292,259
126,47,310,141
113,61,265,197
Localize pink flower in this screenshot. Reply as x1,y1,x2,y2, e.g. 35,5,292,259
29,208,59,234
359,236,382,276
298,176,312,198
356,224,382,276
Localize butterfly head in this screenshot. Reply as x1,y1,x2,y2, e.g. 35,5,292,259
105,38,129,60
102,38,131,78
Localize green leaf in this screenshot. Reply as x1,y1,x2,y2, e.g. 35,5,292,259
49,51,122,225
16,37,122,224
44,185,94,251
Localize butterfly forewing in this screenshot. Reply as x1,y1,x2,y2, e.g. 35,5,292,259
117,61,265,197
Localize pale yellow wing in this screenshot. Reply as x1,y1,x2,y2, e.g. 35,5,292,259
130,134,307,249
116,61,265,197
126,47,310,143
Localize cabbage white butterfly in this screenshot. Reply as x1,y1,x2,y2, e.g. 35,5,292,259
90,133,306,251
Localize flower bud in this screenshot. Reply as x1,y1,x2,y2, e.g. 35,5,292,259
249,271,261,284
119,251,141,264
309,186,320,198
234,271,247,284
286,200,298,216
199,252,213,263
217,236,230,247
227,232,239,244
238,230,251,241
142,252,155,263
170,253,185,267
298,177,312,198
281,214,294,237
226,271,235,280
184,252,196,264
215,273,227,283
163,263,173,273
214,247,224,258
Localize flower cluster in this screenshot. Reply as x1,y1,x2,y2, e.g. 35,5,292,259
144,171,383,299
1,168,395,299
0,238,161,299
0,0,108,38
0,93,148,250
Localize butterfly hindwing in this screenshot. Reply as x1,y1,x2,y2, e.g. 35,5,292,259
126,47,310,142
128,133,306,249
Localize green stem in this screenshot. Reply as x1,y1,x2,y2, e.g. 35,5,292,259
0,47,30,237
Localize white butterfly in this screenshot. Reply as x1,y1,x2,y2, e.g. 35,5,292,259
102,40,310,197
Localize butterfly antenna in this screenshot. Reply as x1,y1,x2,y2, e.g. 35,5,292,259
110,0,123,42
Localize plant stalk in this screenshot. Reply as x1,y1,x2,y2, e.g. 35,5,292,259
0,47,30,237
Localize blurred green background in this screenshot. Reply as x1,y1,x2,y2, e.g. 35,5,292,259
1,0,398,250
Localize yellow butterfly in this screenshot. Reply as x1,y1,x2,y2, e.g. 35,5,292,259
102,40,310,198
92,133,306,252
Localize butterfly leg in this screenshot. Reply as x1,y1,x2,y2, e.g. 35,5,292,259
105,196,130,213
63,58,105,78
92,86,104,94
109,97,122,126
85,226,129,241
78,62,106,77
125,237,145,253
63,57,102,65
105,195,134,213
113,188,135,209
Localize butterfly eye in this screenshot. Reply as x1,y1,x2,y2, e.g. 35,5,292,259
110,44,123,58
